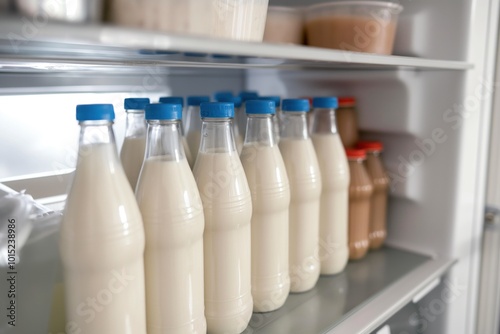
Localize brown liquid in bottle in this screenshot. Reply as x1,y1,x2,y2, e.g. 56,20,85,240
347,149,373,260
336,97,359,148
357,141,389,250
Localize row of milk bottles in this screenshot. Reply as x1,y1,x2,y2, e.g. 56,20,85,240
60,95,385,334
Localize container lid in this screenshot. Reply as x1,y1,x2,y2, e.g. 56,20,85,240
282,99,310,112
187,96,210,106
214,91,234,100
313,97,338,109
258,96,281,108
307,1,403,13
246,100,276,115
356,141,383,152
145,103,182,120
346,148,366,159
124,98,150,110
216,95,242,108
239,91,259,101
76,104,115,121
159,96,184,107
200,102,234,118
339,97,356,107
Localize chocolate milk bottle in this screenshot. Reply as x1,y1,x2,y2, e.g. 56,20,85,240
357,141,389,249
346,148,373,260
336,97,359,148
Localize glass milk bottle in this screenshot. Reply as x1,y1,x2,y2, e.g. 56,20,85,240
60,104,146,334
311,97,350,275
135,103,206,334
356,141,390,250
279,99,322,293
258,96,281,143
346,149,374,260
185,96,210,161
193,102,253,334
215,95,244,153
159,96,194,167
240,100,291,312
120,97,149,190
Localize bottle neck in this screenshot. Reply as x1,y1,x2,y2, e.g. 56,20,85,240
125,110,146,138
145,120,185,162
244,114,275,147
199,118,236,154
185,106,202,133
77,121,119,163
311,108,338,134
280,112,309,140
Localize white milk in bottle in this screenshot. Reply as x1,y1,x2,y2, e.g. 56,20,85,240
215,94,244,153
185,96,210,161
159,96,194,167
120,98,149,190
311,97,350,275
193,102,253,333
135,103,206,334
60,104,146,334
240,100,291,312
279,99,322,293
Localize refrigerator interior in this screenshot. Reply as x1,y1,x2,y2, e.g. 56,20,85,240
0,0,499,333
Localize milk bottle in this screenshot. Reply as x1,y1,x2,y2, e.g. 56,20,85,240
60,104,146,334
240,100,291,312
279,99,322,293
185,96,210,160
135,103,206,334
159,96,194,167
120,97,149,190
258,96,281,143
215,95,244,153
239,91,259,137
193,102,253,333
311,97,350,275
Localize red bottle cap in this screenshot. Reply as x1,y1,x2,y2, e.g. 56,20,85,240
338,97,356,107
356,141,383,152
346,148,366,159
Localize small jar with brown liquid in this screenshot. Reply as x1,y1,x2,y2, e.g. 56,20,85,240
337,97,359,147
346,148,373,260
357,141,390,250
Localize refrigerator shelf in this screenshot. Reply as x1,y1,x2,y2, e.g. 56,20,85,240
244,248,455,334
0,18,473,72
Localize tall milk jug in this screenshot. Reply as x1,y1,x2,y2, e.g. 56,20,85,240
240,100,291,312
185,96,210,161
193,102,253,334
120,97,149,190
135,103,206,333
159,96,194,167
311,97,350,275
279,99,322,293
60,104,146,334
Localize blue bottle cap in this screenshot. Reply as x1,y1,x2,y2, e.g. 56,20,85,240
282,99,310,112
76,104,115,121
187,96,210,106
313,97,338,109
200,102,234,118
214,91,234,100
145,103,182,120
216,95,242,108
245,100,276,115
159,96,184,107
258,96,281,108
124,98,150,110
239,91,259,101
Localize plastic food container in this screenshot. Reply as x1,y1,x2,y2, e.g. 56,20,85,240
16,0,103,22
109,0,269,42
305,1,403,55
263,6,304,44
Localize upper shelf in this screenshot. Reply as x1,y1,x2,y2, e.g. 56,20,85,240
0,18,472,72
